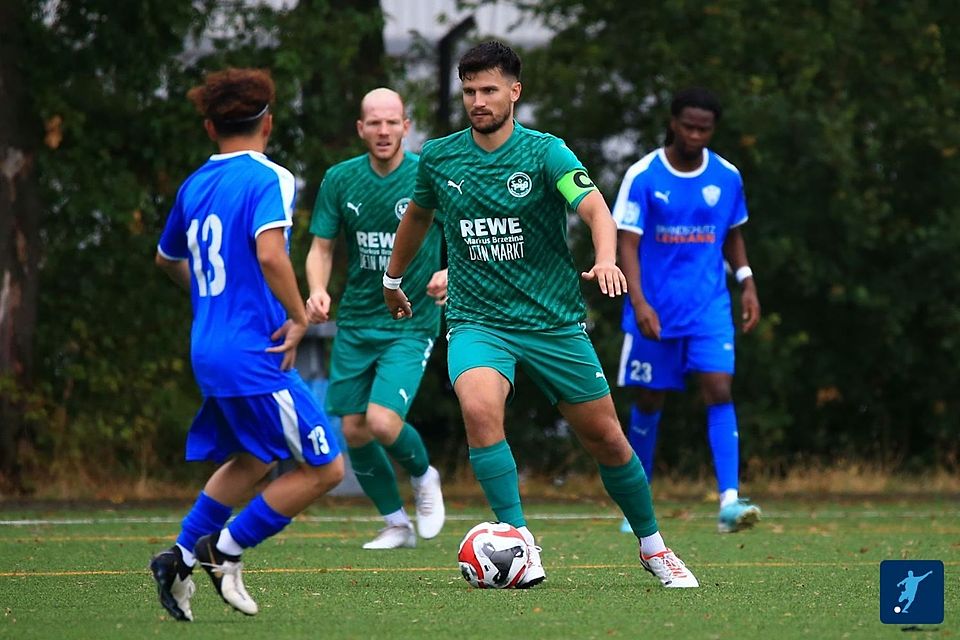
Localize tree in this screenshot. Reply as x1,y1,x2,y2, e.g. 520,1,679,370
0,0,42,489
4,0,389,492
501,0,960,471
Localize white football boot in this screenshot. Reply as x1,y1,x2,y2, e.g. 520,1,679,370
640,548,699,588
412,466,446,539
362,523,417,550
516,526,546,588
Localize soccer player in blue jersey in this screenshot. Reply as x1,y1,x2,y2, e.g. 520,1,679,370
612,87,762,534
149,68,344,621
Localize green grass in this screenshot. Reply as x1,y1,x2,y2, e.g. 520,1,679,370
0,499,956,639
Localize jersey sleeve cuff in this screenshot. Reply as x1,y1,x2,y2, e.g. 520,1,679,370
616,223,644,236
255,219,293,238
730,215,749,228
157,245,188,261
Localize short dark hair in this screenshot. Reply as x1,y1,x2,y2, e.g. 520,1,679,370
670,87,722,121
187,67,275,136
458,41,522,81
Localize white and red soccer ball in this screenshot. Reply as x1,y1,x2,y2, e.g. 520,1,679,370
457,521,528,589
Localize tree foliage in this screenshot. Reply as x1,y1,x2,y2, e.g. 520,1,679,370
6,0,387,491
5,0,959,492
502,0,960,473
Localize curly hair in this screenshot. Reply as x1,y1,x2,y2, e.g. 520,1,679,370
187,68,275,136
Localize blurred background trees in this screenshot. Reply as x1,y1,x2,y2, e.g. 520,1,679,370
2,0,957,493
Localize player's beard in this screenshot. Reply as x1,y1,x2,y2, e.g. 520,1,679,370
470,109,510,135
676,141,703,163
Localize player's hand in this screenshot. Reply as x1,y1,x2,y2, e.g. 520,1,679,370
634,302,662,341
384,286,413,319
305,290,331,323
426,268,448,306
740,281,761,333
581,261,628,298
266,319,308,370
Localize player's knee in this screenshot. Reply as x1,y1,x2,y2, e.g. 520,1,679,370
582,420,632,463
702,387,732,406
304,455,345,495
365,405,403,443
341,419,373,448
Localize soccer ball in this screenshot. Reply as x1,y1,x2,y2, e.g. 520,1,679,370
457,521,528,589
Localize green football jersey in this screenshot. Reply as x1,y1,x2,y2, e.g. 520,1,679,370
311,151,441,333
413,123,588,330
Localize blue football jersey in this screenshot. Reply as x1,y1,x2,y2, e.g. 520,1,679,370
612,148,748,338
158,151,299,396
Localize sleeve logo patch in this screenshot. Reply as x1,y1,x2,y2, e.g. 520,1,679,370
395,197,411,220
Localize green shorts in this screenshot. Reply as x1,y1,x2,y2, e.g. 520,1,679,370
447,323,610,405
326,327,436,418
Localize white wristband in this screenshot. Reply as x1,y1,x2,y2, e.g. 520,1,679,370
382,272,403,290
735,266,754,284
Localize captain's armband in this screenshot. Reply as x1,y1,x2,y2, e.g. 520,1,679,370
557,169,599,208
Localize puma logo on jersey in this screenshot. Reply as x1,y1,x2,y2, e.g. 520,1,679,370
595,371,605,379
654,190,670,204
398,389,409,405
446,179,464,195
347,201,362,216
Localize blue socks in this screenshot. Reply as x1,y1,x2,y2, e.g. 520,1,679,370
626,406,661,483
177,492,231,553
227,494,293,550
707,402,740,493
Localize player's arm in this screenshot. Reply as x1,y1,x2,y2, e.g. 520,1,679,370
383,200,435,319
257,228,309,370
574,190,627,297
305,236,335,323
723,226,760,333
155,253,191,292
617,231,661,340
426,268,448,305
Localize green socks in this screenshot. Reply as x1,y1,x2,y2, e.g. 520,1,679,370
384,423,430,478
599,454,659,537
348,441,402,515
469,440,525,528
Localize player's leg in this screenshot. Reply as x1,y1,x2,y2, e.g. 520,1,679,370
194,380,343,615
151,398,274,621
525,324,697,588
340,412,414,549
690,334,761,533
326,328,413,547
448,325,542,585
615,332,682,531
367,334,444,539
559,395,697,588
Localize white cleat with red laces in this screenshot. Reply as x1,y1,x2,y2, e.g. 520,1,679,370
640,548,699,588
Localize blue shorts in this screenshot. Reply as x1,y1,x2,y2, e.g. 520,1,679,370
616,330,735,391
186,376,341,467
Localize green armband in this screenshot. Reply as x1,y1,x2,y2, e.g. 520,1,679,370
556,169,598,208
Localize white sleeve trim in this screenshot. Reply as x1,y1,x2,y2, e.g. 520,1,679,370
730,215,749,228
157,245,187,261
616,223,644,236
255,219,293,238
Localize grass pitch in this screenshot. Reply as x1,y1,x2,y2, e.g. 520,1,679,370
0,498,956,639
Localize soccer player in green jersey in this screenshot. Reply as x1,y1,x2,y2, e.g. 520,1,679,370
383,41,699,588
306,88,446,549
